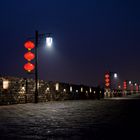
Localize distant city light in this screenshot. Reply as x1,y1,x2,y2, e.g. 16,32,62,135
129,81,132,84
90,88,92,93
70,86,72,92
81,87,83,92
55,83,59,91
47,87,50,91
118,85,121,89
21,87,25,90
46,37,53,48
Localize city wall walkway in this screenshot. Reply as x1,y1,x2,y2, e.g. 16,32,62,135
0,94,140,139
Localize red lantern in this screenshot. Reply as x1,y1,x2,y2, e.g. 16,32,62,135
105,72,110,88
24,62,35,72
123,81,127,90
105,74,109,78
24,41,35,50
24,52,35,61
105,83,110,87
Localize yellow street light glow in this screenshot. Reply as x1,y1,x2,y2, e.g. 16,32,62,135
55,83,59,91
81,87,83,92
90,88,92,93
70,86,72,92
3,80,9,89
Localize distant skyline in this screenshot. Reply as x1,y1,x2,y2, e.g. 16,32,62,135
0,0,140,86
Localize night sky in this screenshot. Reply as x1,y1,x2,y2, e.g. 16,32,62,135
0,0,140,86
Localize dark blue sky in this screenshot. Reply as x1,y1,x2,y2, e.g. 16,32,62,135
0,0,140,86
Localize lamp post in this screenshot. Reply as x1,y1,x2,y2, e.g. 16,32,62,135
34,31,39,103
109,72,118,90
104,72,118,97
109,72,118,96
34,30,52,103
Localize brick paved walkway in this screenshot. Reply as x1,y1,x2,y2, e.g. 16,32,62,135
0,95,140,139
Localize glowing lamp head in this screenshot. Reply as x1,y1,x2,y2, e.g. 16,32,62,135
24,62,35,72
24,41,35,50
46,37,53,48
114,73,118,78
24,52,35,61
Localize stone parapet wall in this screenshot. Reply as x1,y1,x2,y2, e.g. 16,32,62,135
0,76,104,105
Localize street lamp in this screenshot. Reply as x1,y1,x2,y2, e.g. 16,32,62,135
46,36,53,48
104,71,118,97
110,72,118,89
34,30,52,103
113,73,118,79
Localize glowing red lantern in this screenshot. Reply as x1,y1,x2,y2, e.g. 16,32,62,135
105,83,110,87
105,72,110,88
24,52,35,61
24,62,35,72
123,81,127,90
105,74,110,78
24,41,35,50
105,79,110,83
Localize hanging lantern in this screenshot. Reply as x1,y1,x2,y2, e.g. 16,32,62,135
24,52,35,61
105,72,110,88
24,62,35,72
123,81,127,90
24,41,35,50
105,74,110,78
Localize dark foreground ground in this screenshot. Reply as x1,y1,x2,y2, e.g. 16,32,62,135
0,94,140,140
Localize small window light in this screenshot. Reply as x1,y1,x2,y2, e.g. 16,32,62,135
81,87,83,92
70,86,72,92
55,83,59,91
90,88,92,93
47,87,50,91
3,80,9,89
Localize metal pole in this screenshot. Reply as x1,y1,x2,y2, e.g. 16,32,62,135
25,78,28,103
35,30,38,103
